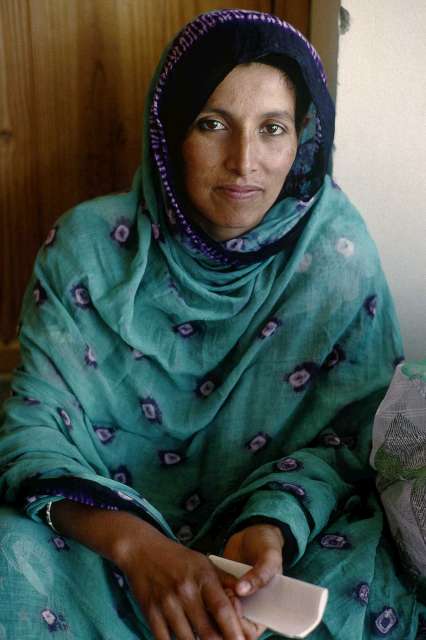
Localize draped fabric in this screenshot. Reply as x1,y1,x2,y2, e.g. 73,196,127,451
0,9,424,639
371,361,426,599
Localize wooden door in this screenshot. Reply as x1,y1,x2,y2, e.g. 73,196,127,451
0,0,310,373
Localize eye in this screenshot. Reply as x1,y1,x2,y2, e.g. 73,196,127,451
196,118,226,132
260,123,287,136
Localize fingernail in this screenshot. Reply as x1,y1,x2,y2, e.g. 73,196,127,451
237,580,251,595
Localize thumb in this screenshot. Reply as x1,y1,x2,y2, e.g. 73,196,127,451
235,551,282,597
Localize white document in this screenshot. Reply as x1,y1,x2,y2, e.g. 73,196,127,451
208,555,328,639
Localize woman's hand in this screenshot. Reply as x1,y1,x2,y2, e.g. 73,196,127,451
50,502,245,640
117,521,246,640
221,523,285,640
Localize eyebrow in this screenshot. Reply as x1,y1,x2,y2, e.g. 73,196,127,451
200,107,295,123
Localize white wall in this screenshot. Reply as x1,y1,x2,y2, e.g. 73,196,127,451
330,1,426,360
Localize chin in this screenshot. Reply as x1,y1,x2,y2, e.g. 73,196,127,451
205,217,265,242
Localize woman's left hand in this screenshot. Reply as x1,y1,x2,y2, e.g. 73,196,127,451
219,523,285,639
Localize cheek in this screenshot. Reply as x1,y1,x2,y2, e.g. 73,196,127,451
281,137,298,165
182,137,219,175
181,142,216,207
267,143,297,183
182,144,216,198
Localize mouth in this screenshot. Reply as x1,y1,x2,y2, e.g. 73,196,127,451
216,184,263,201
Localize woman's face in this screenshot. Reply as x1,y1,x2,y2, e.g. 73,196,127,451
181,63,298,242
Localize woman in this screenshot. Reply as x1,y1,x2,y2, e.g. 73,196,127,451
0,9,424,639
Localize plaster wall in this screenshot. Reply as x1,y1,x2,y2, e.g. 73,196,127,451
312,0,426,360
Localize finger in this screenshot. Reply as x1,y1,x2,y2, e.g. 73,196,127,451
176,577,223,640
183,594,222,640
225,588,243,618
225,589,265,640
202,580,245,640
241,616,267,640
213,566,238,591
161,594,195,640
147,605,172,640
235,550,282,597
226,591,265,640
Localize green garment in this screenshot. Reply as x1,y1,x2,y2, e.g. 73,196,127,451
0,9,424,639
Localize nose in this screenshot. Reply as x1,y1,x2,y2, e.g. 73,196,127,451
225,129,258,176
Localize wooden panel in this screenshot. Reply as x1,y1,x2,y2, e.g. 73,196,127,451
273,0,311,37
0,340,20,374
1,0,310,369
0,1,43,344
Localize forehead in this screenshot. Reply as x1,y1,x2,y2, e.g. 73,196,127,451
204,63,295,114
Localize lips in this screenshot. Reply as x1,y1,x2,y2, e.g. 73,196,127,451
217,184,263,200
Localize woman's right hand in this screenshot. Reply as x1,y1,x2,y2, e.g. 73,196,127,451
116,521,246,640
50,501,246,640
